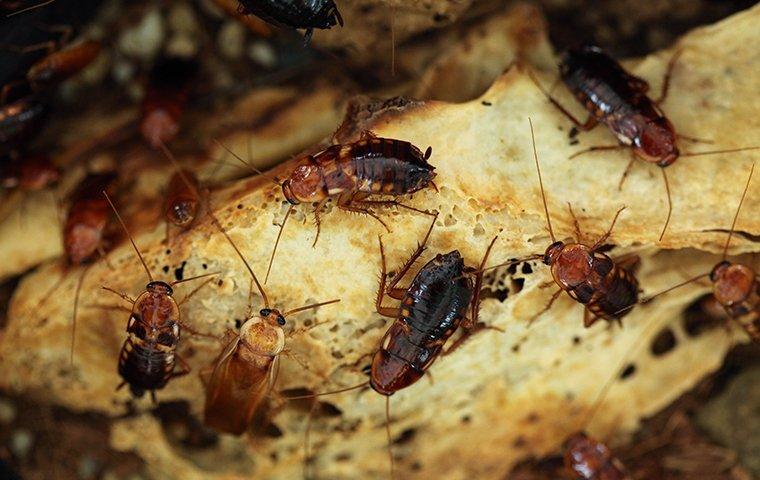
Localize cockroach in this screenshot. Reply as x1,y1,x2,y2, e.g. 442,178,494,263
164,168,201,229
140,57,197,149
643,162,760,343
0,153,59,190
563,432,631,480
0,95,47,151
483,120,640,327
237,0,343,43
529,44,760,241
101,192,217,401
202,213,339,435
288,214,498,477
218,131,437,283
64,172,118,265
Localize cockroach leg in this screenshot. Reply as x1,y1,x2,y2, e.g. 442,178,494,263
654,48,684,105
566,202,583,242
618,156,637,190
568,144,627,160
528,287,563,326
527,69,599,131
376,236,404,318
311,198,330,248
591,206,627,251
173,355,192,379
101,286,136,305
337,194,390,232
583,308,601,328
176,276,216,306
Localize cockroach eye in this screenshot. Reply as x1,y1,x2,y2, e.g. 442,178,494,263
277,316,286,326
260,308,272,316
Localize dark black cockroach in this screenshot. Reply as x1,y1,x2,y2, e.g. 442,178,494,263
237,0,343,42
529,44,760,241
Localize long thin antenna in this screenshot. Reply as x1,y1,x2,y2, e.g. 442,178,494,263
214,139,281,186
283,381,369,400
641,272,710,304
680,146,760,158
722,162,755,259
208,212,269,308
103,191,153,281
6,0,54,17
158,141,202,200
528,118,555,242
70,265,91,365
266,204,294,284
282,298,340,317
658,168,672,242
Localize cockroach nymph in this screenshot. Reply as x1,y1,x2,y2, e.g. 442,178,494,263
644,162,760,343
237,0,343,42
101,193,216,401
483,119,640,327
563,432,631,480
288,214,499,477
202,214,339,435
529,45,760,241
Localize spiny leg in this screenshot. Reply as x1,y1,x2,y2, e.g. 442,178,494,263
592,206,626,251
654,48,684,105
311,197,330,248
338,195,390,232
376,236,403,318
617,155,637,191
569,144,627,160
526,68,599,131
383,211,437,296
101,286,136,305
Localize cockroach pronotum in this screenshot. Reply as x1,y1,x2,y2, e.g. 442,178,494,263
483,120,640,327
202,213,339,435
237,0,343,43
101,192,217,401
218,131,437,283
528,44,760,241
0,153,59,191
287,214,499,477
140,57,198,149
642,162,760,343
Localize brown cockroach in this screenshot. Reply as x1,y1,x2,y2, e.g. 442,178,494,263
0,95,47,152
0,153,59,190
164,168,201,228
140,57,198,149
483,119,639,328
101,192,217,401
288,214,499,477
218,131,437,283
643,162,760,343
202,213,339,435
563,432,631,480
528,44,760,241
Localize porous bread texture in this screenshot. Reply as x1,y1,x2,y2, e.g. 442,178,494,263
1,5,759,480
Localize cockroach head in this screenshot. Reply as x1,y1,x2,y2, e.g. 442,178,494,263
260,308,286,326
147,281,173,296
636,117,679,167
282,162,322,204
543,241,565,265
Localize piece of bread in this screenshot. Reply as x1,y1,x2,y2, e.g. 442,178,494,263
1,5,759,479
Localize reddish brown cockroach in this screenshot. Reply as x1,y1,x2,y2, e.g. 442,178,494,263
140,57,197,149
643,162,760,343
164,168,201,228
563,432,631,480
101,192,216,401
529,45,760,241
288,214,499,477
202,214,339,435
0,153,59,190
218,131,437,283
483,120,640,327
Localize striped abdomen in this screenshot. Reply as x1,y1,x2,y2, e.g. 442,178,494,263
318,138,434,196
238,0,341,29
370,251,472,395
118,336,176,397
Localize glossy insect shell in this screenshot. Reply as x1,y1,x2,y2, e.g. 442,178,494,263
0,96,47,149
370,251,472,396
27,40,101,89
238,0,342,30
63,172,117,265
118,281,180,397
164,170,200,227
559,45,679,167
564,432,631,480
202,311,285,434
709,262,760,341
543,241,639,322
281,137,436,204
